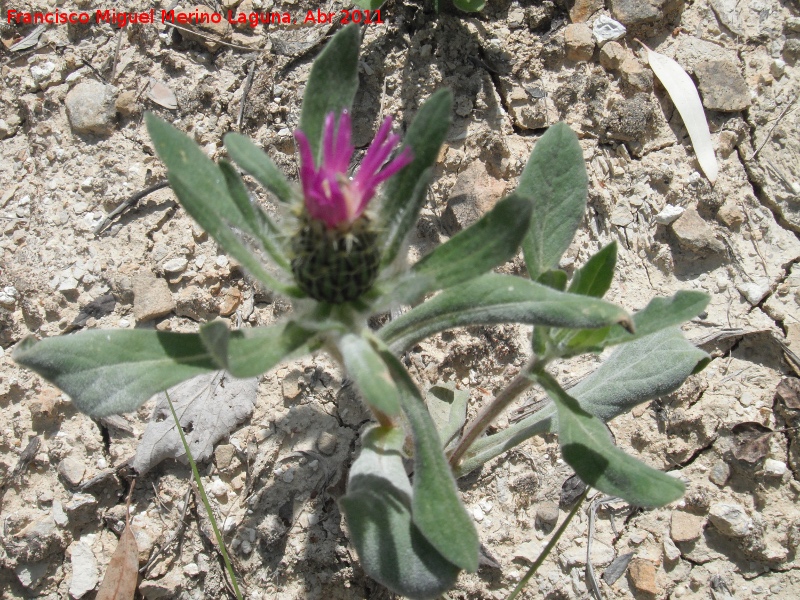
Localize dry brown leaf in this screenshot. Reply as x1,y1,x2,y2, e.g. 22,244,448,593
776,378,800,410
147,80,178,110
638,41,718,185
731,421,772,466
95,524,139,600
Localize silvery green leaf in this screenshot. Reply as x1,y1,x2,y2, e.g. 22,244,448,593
380,90,452,268
456,328,709,476
199,320,316,378
12,331,217,418
537,371,684,507
223,133,298,204
339,333,401,417
565,290,709,351
425,383,470,449
378,273,632,354
299,24,360,163
218,160,291,271
518,122,588,279
567,242,617,298
340,426,460,600
411,193,532,294
381,352,479,573
146,114,300,296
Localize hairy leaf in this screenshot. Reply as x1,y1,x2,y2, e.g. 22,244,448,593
12,331,217,418
341,426,460,600
412,193,532,292
458,328,708,476
519,123,588,279
426,383,470,449
299,24,360,162
567,242,617,298
378,273,632,353
146,114,299,295
199,320,316,378
381,352,479,572
223,133,297,204
218,160,291,271
380,90,453,267
566,290,709,351
340,333,401,417
538,371,684,507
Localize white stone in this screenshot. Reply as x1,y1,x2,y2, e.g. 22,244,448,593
655,204,685,225
59,276,79,292
709,503,752,537
593,15,627,43
514,540,543,563
560,540,616,568
764,459,787,477
53,500,69,527
30,61,56,85
207,478,229,499
737,282,769,305
163,257,189,274
69,541,99,598
0,285,17,308
472,506,485,522
184,562,200,577
663,536,681,561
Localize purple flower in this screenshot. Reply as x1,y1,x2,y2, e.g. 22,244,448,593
294,111,413,229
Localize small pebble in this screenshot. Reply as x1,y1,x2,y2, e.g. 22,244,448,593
592,15,627,43
709,461,731,486
655,204,685,225
163,257,188,274
764,458,787,477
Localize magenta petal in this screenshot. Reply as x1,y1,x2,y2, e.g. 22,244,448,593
372,147,414,185
322,112,337,169
333,112,354,173
359,117,393,178
294,131,317,196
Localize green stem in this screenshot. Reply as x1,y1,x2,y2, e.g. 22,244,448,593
448,354,546,469
506,488,589,600
164,390,243,600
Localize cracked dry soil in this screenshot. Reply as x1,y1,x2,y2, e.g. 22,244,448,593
2,0,800,598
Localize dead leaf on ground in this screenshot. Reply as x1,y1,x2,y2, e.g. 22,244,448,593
8,25,46,51
147,79,178,110
730,422,772,465
132,371,258,475
638,40,718,185
776,378,800,410
96,524,139,600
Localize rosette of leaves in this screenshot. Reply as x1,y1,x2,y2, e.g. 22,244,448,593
14,25,709,600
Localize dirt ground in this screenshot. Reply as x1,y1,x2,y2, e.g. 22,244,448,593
2,0,800,598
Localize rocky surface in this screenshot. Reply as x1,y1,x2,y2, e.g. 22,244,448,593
1,1,800,599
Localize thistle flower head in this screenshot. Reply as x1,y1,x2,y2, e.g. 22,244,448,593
294,111,413,230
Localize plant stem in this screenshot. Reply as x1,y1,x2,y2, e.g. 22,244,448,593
448,354,545,469
164,390,244,600
506,488,589,600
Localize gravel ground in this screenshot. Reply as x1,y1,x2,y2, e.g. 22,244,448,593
2,1,800,598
